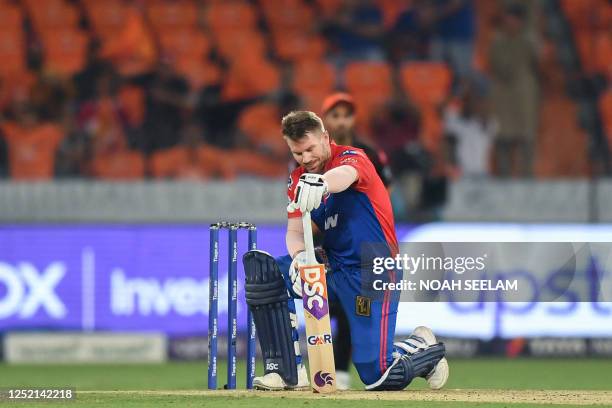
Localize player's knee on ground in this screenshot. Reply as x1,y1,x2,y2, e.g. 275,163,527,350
364,343,446,391
243,250,298,385
354,361,388,386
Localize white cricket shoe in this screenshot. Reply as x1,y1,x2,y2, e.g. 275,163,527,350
335,370,351,390
253,363,310,391
412,326,449,390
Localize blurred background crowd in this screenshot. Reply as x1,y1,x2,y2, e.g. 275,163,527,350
0,0,611,219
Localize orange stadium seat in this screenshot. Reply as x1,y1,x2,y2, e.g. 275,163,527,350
315,0,343,18
293,60,336,92
157,28,212,64
150,145,234,180
300,89,333,113
27,0,79,33
345,61,393,95
223,56,281,101
292,60,336,111
0,3,23,30
90,150,146,180
345,61,393,129
400,62,451,151
238,102,286,157
560,0,595,29
227,149,286,178
272,33,326,63
213,29,267,62
600,90,612,146
263,1,315,34
258,0,304,11
40,29,88,76
147,0,198,30
83,0,128,40
561,0,611,31
0,121,65,180
0,72,35,113
206,2,257,33
400,62,452,107
0,29,26,76
594,31,612,80
174,59,221,91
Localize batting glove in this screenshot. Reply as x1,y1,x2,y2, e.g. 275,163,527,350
287,173,328,213
289,250,308,297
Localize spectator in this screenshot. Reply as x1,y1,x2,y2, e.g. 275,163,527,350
371,94,425,177
371,94,429,218
55,101,91,178
388,0,437,63
0,102,64,180
321,92,392,187
30,71,74,122
488,4,539,177
197,84,266,150
322,0,385,62
143,60,191,152
444,84,497,177
83,74,146,181
100,2,156,78
77,70,127,156
430,0,476,79
74,40,114,103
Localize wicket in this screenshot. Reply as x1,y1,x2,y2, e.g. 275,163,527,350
208,222,257,390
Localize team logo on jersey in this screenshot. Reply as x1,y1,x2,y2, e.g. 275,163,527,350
356,295,371,317
324,214,338,230
340,149,358,156
287,175,293,189
340,157,358,165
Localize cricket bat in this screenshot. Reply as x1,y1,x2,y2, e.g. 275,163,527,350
299,210,337,393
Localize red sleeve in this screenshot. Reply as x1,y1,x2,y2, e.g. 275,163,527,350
286,168,304,219
329,148,375,192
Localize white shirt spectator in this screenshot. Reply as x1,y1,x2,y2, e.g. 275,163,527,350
444,108,497,177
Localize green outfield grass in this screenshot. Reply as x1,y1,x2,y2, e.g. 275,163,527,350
1,359,611,407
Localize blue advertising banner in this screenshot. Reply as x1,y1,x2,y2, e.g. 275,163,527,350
0,225,290,335
1,223,611,339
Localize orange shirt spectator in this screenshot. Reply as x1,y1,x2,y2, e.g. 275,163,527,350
100,5,156,76
0,120,64,180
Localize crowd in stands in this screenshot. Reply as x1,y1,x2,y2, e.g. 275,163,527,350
0,0,610,215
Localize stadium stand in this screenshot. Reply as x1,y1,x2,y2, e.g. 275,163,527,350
0,0,608,198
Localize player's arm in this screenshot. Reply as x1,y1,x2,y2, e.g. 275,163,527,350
286,216,305,259
322,165,358,193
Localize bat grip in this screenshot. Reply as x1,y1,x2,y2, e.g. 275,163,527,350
302,211,317,265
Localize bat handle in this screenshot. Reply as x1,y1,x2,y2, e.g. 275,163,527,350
302,211,317,265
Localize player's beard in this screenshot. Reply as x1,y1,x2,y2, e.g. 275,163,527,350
305,144,331,174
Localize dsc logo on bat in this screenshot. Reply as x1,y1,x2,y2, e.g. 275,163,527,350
300,265,327,311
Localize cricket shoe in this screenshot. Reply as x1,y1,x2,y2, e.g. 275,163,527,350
394,326,449,390
253,363,310,391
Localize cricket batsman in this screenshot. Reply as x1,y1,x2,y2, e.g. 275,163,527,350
242,111,449,391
